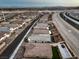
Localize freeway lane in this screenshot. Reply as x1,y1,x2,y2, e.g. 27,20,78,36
65,12,79,22
52,12,79,58
60,12,79,29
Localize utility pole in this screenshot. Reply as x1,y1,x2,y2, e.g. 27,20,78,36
2,11,6,21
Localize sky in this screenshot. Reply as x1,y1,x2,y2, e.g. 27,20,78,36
0,0,79,7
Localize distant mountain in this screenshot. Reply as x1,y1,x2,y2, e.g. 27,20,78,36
0,6,79,10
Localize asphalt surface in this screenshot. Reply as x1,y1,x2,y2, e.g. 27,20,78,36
53,12,79,58
0,14,43,59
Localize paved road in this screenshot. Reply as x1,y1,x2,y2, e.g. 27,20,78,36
52,12,79,58
0,14,43,59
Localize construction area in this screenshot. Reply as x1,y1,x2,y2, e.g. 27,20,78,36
0,10,78,59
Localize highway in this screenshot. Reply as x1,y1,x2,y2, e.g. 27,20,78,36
0,10,79,59
52,12,79,58
60,12,79,29
65,12,79,22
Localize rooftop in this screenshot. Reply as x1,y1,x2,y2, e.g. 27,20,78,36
28,34,51,43
23,43,52,59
